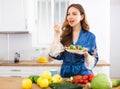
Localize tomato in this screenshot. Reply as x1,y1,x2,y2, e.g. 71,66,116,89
74,75,82,80
78,79,84,84
82,75,88,80
72,79,78,84
88,74,94,82
83,79,88,84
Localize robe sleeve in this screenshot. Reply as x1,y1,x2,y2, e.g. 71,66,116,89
49,38,64,59
85,55,97,69
84,34,99,70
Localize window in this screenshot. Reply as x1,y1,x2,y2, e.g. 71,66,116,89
32,0,69,47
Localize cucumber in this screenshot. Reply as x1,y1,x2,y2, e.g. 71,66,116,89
28,75,34,83
28,75,39,83
70,45,76,50
49,83,83,89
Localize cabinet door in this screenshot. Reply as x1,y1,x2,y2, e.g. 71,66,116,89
0,66,38,77
93,66,110,77
0,0,27,31
37,66,61,75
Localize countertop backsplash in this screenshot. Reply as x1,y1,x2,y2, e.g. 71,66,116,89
0,34,51,61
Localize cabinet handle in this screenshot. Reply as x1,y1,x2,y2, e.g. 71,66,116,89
11,69,21,71
10,76,22,77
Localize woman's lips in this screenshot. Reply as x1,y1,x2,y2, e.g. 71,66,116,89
69,20,74,25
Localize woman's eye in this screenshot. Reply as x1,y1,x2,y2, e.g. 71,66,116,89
73,13,77,15
67,13,70,16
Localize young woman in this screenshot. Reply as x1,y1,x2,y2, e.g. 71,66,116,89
49,4,98,78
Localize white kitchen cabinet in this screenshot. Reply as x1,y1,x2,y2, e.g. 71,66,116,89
37,66,61,75
0,0,28,32
93,66,110,77
0,66,38,77
37,66,110,77
0,66,60,77
0,65,110,77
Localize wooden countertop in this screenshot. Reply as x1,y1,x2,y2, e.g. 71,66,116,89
0,60,110,66
0,77,50,89
0,77,118,89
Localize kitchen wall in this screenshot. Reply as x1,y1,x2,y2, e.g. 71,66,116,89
110,0,120,78
0,34,33,61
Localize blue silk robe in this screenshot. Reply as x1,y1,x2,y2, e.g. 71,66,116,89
50,29,98,78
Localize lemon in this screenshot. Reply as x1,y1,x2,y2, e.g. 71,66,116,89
37,77,43,85
53,74,62,83
37,78,49,88
41,70,52,80
22,78,32,89
37,56,48,63
49,77,57,84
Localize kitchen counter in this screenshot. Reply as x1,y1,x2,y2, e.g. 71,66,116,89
0,77,50,89
0,60,110,66
0,77,118,89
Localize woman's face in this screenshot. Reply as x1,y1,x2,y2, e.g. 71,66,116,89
67,7,83,27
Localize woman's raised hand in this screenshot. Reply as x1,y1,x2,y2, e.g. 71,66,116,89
54,23,61,35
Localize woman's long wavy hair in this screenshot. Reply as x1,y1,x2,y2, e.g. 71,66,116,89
60,4,90,46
